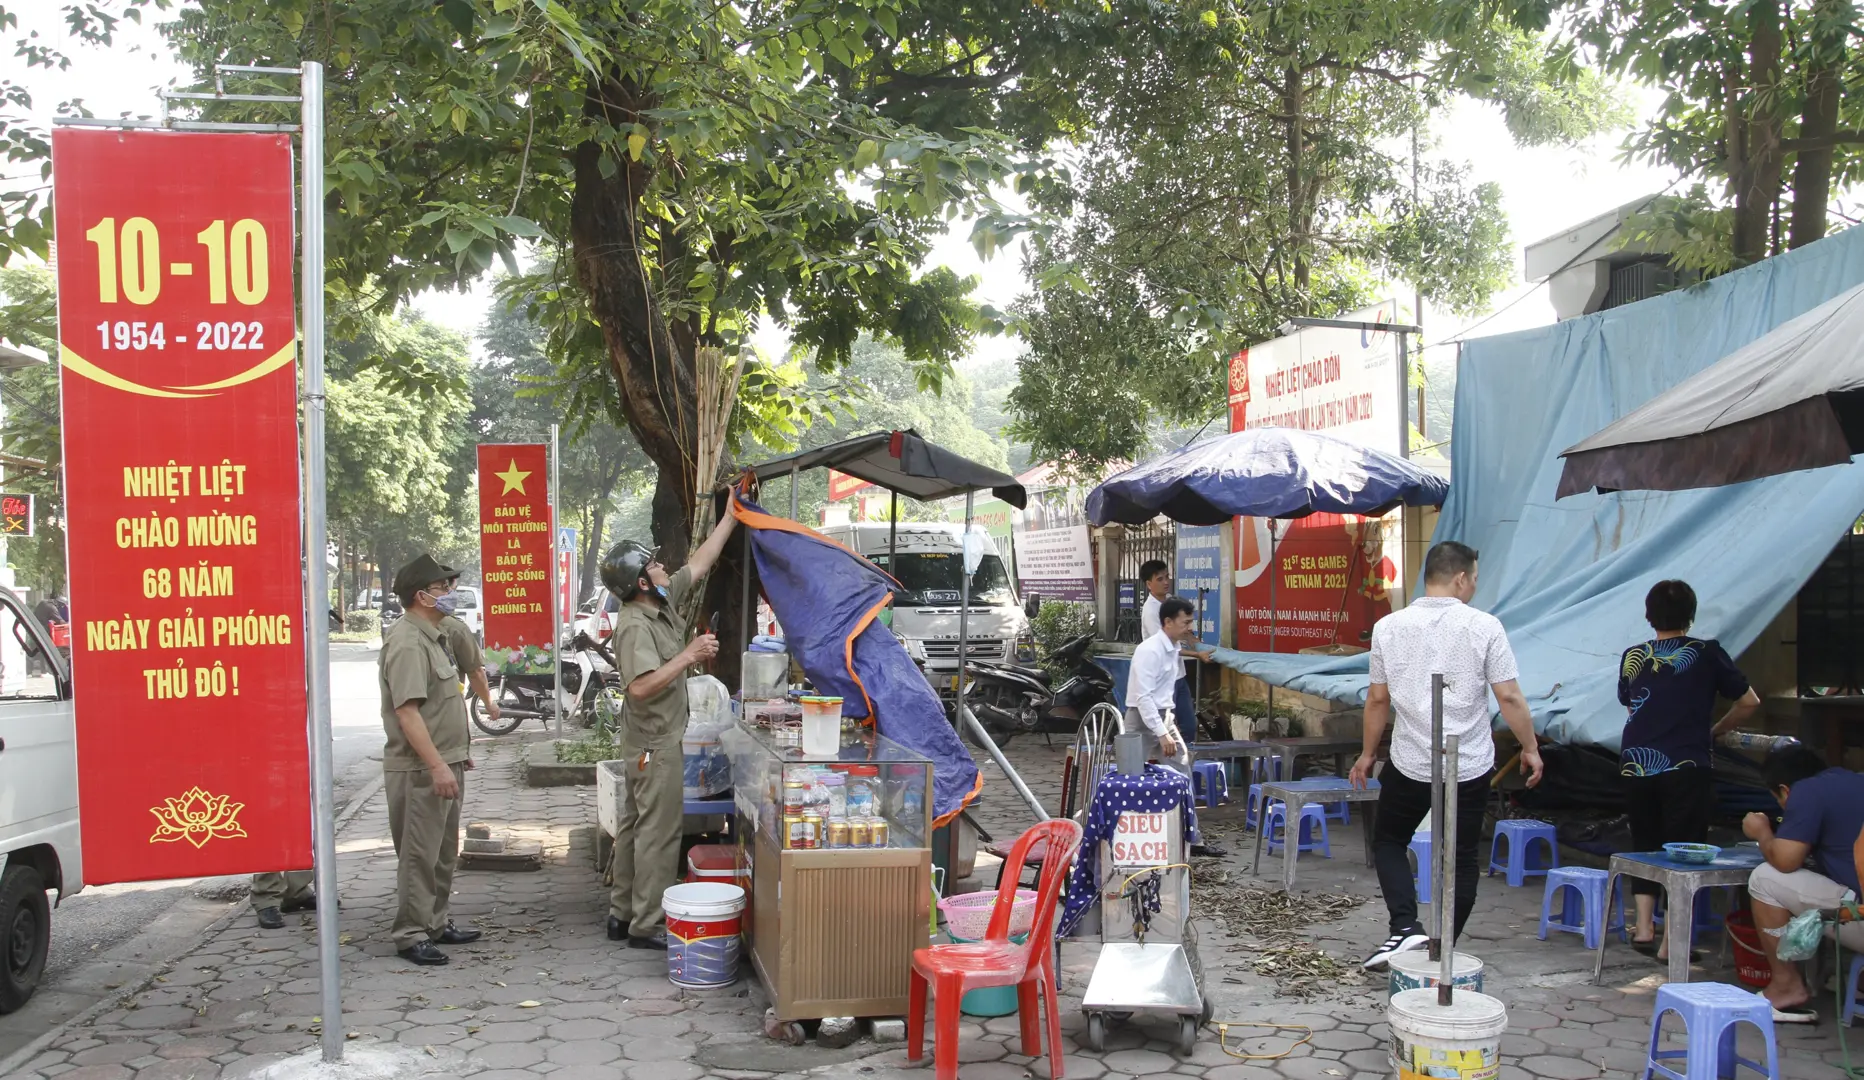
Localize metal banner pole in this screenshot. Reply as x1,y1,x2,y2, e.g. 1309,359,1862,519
1439,730,1461,1007
1397,329,1411,459
1428,672,1444,964
298,60,343,1065
957,490,975,705
551,423,562,739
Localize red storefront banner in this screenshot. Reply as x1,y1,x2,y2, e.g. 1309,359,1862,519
828,468,873,502
477,444,554,664
52,129,309,882
1233,513,1397,653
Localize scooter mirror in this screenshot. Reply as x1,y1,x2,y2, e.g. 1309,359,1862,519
1023,594,1040,619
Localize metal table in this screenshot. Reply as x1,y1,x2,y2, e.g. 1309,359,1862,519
1264,736,1363,781
1253,778,1381,891
1592,847,1763,987
1188,740,1277,784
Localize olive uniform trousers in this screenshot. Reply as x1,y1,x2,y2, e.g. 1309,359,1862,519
386,763,466,950
607,748,684,935
250,870,314,910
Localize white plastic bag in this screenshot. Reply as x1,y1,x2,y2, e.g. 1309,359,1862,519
685,675,733,740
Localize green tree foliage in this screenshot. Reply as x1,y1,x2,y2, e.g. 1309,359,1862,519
117,0,1113,563
1005,0,1627,473
0,264,65,596
326,314,477,600
1548,0,1861,270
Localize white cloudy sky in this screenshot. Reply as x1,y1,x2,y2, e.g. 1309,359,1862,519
13,8,1673,367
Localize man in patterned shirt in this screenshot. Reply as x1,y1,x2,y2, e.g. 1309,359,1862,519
1350,541,1543,970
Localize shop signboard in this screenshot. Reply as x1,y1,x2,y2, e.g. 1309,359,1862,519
52,128,309,882
0,492,33,536
1174,524,1222,646
827,468,872,502
1110,811,1170,866
477,443,554,673
1228,302,1405,652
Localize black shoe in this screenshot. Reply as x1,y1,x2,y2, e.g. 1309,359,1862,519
433,923,481,945
628,931,669,950
398,941,450,966
255,907,284,930
1363,928,1430,971
607,916,629,941
1190,843,1228,858
281,893,330,914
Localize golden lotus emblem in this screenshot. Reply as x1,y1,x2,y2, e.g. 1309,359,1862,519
148,786,248,848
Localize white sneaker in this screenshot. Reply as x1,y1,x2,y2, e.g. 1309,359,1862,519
1363,929,1430,971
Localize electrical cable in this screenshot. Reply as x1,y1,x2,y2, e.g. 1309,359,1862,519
1213,1021,1315,1060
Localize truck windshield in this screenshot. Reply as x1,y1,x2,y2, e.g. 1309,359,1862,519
873,551,1015,607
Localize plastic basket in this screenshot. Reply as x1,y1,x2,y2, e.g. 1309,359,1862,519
1724,910,1773,989
938,889,1037,940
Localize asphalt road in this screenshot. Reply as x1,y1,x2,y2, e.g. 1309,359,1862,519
0,642,386,1066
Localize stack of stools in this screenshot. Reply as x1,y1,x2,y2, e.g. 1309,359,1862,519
1408,831,1433,904
1488,819,1560,886
1537,866,1627,950
1190,761,1230,808
1642,982,1779,1080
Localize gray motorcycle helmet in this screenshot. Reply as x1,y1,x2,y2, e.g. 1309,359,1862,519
599,540,655,602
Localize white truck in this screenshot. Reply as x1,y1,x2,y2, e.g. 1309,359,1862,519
0,585,80,1012
817,522,1031,701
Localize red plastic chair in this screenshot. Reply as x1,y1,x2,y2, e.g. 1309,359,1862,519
908,819,1084,1080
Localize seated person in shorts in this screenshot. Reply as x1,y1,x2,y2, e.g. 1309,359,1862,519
1742,744,1864,1021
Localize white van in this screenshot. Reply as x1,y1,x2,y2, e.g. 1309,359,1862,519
817,522,1030,698
0,585,80,1012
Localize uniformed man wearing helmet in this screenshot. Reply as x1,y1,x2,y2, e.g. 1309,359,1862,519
602,513,738,948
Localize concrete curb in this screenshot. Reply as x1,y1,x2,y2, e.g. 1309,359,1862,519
0,771,389,1077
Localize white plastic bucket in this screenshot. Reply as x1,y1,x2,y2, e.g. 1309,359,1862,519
800,696,843,756
1387,950,1484,998
663,882,745,988
1387,988,1507,1080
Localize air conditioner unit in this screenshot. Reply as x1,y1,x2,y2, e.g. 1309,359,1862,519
1604,260,1678,310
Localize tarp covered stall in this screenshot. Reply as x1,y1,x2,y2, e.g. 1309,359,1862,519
748,429,1027,509
1211,225,1864,752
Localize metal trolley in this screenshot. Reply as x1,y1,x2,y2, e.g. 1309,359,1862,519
1075,723,1211,1056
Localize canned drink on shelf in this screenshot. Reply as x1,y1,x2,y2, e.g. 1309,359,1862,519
800,812,822,850
849,819,871,849
826,819,851,849
869,817,889,848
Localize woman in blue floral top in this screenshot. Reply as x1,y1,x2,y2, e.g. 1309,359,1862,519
1618,579,1760,960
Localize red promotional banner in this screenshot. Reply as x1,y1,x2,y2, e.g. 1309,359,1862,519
828,468,873,502
1233,514,1396,652
477,444,554,667
52,129,308,883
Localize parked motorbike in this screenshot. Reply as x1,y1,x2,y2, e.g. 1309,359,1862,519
960,631,1116,747
471,631,625,736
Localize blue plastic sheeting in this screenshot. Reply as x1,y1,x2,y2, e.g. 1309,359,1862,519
731,495,981,822
1212,227,1864,751
1087,428,1449,527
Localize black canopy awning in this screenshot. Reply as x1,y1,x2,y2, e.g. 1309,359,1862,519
748,429,1027,509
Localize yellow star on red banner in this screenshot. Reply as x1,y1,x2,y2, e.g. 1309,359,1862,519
494,459,532,496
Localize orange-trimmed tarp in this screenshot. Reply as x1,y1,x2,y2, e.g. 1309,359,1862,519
730,491,982,826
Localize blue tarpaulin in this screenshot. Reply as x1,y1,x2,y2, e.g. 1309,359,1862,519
1213,227,1864,752
730,493,982,822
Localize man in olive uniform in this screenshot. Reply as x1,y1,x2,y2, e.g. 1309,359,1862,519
603,513,737,949
251,870,317,929
439,608,498,725
380,554,483,966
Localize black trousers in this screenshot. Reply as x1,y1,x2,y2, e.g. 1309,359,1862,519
1373,766,1493,939
1623,767,1713,897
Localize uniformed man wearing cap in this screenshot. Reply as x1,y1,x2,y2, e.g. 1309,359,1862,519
601,513,737,949
439,611,499,725
380,553,483,966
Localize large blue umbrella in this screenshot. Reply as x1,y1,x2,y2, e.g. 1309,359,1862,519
1086,427,1449,527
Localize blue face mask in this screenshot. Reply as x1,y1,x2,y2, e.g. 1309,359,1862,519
430,590,459,616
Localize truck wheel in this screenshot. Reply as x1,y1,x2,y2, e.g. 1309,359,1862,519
0,865,49,1014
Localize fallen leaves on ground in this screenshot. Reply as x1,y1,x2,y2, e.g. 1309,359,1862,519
1190,861,1371,1000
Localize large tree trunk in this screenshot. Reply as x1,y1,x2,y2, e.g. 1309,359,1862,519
1790,0,1847,249
1730,1,1785,265
1283,63,1310,301
568,75,698,568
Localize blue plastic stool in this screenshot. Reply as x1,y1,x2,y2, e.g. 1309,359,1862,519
1408,832,1433,904
1265,802,1331,857
1245,784,1271,831
1844,954,1864,1027
1643,982,1779,1080
1537,866,1627,951
1653,890,1723,944
1488,819,1559,886
1191,761,1230,808
1252,756,1284,784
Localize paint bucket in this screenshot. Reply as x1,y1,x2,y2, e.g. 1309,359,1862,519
663,882,745,988
949,932,1029,1016
800,695,843,756
1386,988,1507,1080
1387,950,1485,997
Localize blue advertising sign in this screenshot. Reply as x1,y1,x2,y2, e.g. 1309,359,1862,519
1175,524,1222,646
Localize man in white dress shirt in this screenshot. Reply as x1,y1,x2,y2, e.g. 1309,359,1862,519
1139,560,1212,748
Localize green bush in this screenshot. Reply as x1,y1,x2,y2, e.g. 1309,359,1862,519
555,733,618,765
1031,600,1094,678
343,609,380,634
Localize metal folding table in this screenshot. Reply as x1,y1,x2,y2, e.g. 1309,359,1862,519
1592,847,1763,987
1252,777,1381,890
1264,736,1363,781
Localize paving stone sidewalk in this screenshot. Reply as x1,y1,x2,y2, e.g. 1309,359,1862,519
10,730,1860,1080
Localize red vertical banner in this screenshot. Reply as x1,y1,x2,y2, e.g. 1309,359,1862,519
478,444,554,672
52,129,309,883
